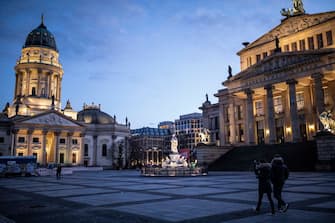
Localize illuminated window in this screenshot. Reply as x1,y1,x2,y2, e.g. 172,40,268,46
299,39,306,51
262,52,268,58
225,107,230,122
284,44,289,52
32,137,39,143
291,42,297,51
296,92,304,110
255,100,264,116
235,105,243,120
274,96,283,114
102,144,107,156
256,54,261,63
72,139,78,145
317,33,323,49
18,137,25,143
308,37,314,50
326,31,333,46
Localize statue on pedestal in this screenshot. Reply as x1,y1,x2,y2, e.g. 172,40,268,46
170,134,178,154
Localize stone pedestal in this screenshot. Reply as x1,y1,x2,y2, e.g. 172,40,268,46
314,131,335,171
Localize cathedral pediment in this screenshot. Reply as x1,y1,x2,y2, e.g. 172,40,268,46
17,111,82,127
241,11,335,52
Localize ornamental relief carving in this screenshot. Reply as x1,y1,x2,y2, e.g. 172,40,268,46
252,13,335,46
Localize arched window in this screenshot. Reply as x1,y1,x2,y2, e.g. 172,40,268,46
102,144,107,156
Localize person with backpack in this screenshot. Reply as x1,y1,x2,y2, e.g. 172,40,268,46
254,159,275,215
271,154,289,212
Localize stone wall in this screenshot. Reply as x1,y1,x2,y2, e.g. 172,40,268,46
314,131,335,170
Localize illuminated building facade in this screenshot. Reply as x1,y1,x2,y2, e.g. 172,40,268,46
0,17,130,167
202,2,335,146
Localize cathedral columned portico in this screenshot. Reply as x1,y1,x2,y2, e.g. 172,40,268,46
11,111,85,165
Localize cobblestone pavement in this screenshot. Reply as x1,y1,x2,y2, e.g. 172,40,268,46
0,170,334,223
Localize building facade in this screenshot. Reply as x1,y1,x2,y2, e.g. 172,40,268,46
204,3,335,146
0,17,130,167
175,113,209,149
130,127,171,166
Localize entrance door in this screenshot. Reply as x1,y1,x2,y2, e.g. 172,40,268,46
276,127,284,143
256,121,264,144
59,153,64,164
300,124,307,141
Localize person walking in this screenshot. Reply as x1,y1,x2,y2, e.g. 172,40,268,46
56,164,62,180
254,159,275,215
271,154,289,212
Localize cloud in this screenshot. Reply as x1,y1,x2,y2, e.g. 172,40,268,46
174,8,226,26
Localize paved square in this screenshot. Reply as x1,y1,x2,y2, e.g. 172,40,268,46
0,170,334,223
64,191,170,206
112,198,251,222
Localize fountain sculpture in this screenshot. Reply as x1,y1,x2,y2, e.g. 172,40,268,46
141,134,207,176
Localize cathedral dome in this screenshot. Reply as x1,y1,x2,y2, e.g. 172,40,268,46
77,106,115,125
24,17,57,51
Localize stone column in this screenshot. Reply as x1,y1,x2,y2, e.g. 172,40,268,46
229,103,236,144
14,72,19,98
93,135,98,166
265,85,276,144
80,133,85,165
42,129,48,165
312,73,325,131
218,103,226,146
27,129,33,156
66,132,73,165
54,131,61,163
287,79,301,142
26,69,31,96
11,129,19,156
48,72,52,98
245,89,255,144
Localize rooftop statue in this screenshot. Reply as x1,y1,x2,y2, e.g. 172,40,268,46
319,111,335,134
281,0,305,18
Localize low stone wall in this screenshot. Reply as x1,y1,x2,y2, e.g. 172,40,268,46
314,131,335,171
196,145,231,166
141,167,207,177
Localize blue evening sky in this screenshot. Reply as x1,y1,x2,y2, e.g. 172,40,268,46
0,0,334,128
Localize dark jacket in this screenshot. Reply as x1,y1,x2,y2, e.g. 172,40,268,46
271,157,289,185
255,162,272,193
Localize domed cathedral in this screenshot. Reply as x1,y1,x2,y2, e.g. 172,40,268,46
202,0,335,146
8,15,63,117
0,16,131,168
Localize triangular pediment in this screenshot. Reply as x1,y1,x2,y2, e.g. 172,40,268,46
19,111,82,127
241,11,335,52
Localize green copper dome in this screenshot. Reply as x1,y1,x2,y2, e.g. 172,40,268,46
24,17,57,51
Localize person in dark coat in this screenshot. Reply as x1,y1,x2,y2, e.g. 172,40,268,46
271,154,289,212
254,159,275,215
56,164,62,180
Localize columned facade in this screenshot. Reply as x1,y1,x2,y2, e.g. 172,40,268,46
206,8,335,146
